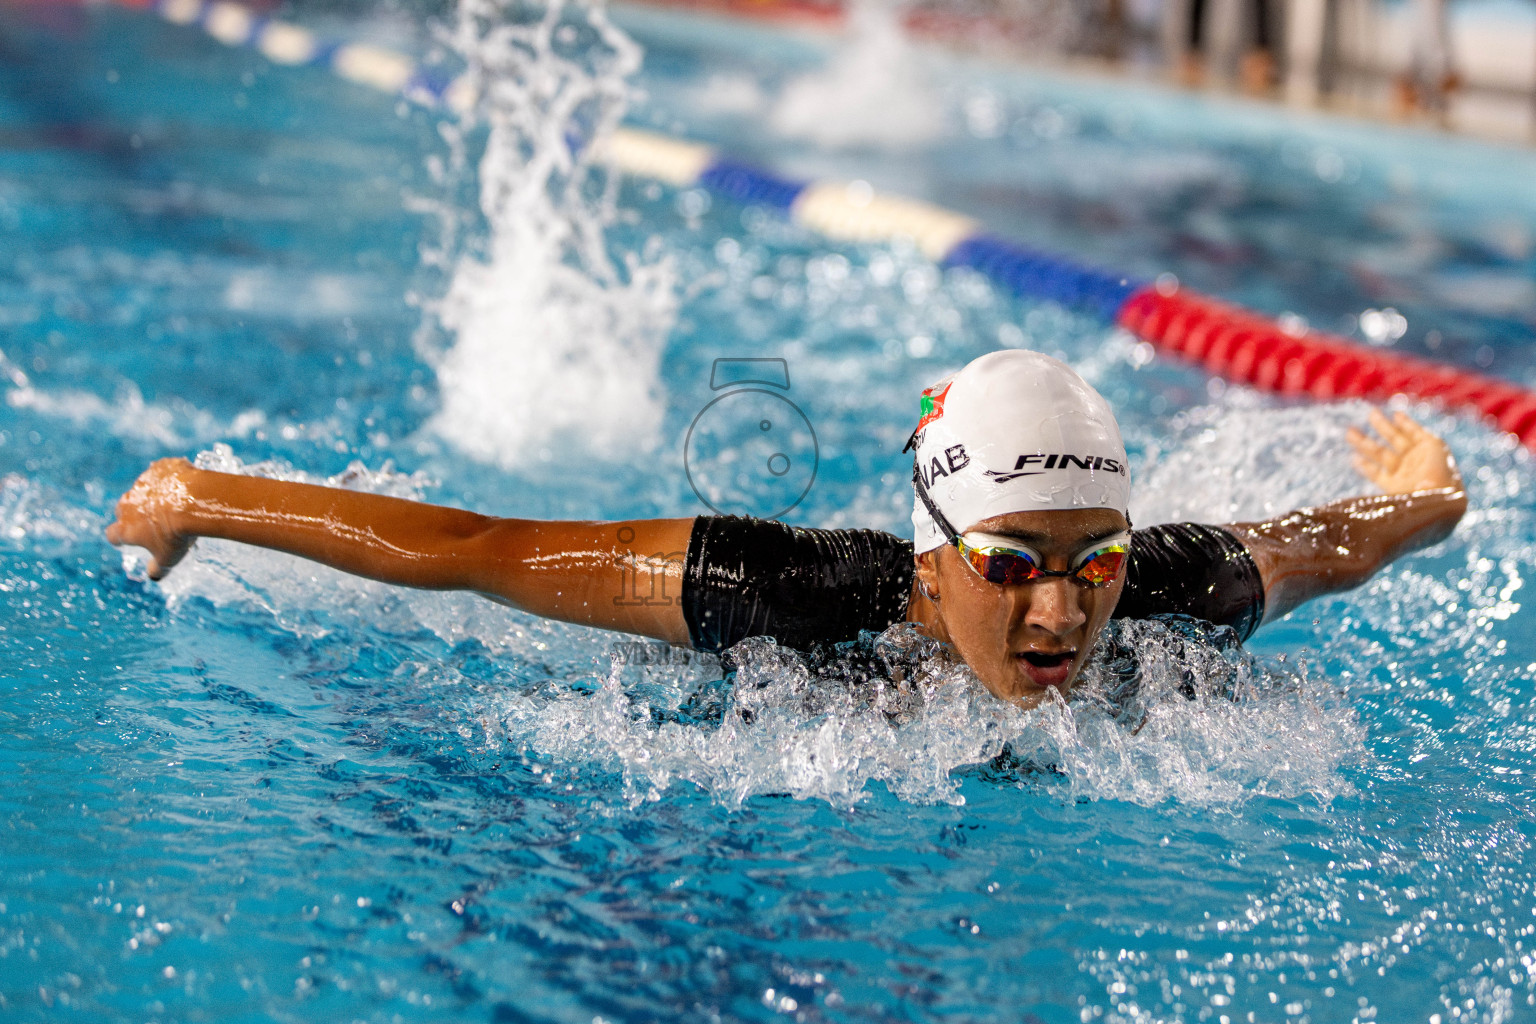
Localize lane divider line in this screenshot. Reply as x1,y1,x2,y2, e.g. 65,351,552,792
790,181,979,261
115,0,1536,450
599,130,715,187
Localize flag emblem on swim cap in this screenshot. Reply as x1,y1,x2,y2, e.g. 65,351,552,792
916,380,952,433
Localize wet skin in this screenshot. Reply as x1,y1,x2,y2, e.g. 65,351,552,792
908,507,1130,706
107,410,1463,711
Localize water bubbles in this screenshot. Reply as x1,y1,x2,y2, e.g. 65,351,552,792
0,475,101,553
900,264,939,305
1132,396,1372,525
807,252,850,287
867,251,897,287
713,236,740,265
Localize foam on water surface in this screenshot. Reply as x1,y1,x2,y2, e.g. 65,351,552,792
472,616,1363,812
0,474,104,554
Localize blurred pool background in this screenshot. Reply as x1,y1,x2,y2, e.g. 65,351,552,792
0,0,1534,1020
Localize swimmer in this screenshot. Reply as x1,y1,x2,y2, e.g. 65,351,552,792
106,350,1466,706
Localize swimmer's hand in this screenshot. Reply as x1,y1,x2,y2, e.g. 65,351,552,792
1347,410,1463,496
1233,410,1466,625
105,458,196,580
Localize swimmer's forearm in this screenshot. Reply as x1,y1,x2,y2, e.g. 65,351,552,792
1226,485,1467,622
164,468,696,644
172,468,506,588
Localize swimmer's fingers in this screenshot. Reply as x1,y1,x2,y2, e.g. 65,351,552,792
1347,424,1391,467
1350,455,1392,494
1367,407,1409,450
142,537,194,581
1348,428,1396,492
1392,409,1443,449
1351,412,1462,494
105,509,186,580
105,458,196,580
106,515,193,580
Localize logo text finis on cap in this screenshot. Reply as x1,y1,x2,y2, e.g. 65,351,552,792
989,453,1128,477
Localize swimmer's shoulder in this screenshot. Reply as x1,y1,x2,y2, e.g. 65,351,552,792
683,516,915,652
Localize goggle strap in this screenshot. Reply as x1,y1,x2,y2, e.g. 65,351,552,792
912,463,962,543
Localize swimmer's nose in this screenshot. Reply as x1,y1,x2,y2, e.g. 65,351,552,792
1021,576,1087,637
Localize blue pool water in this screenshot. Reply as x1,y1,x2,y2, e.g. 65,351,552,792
1,2,1535,1021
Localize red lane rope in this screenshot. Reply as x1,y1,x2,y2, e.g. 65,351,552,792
83,0,1536,452
630,0,1536,451
627,0,842,27
1118,287,1536,448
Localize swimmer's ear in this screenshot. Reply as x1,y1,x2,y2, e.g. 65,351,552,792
915,549,942,603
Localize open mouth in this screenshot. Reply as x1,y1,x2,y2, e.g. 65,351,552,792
1013,649,1080,690
1019,650,1074,669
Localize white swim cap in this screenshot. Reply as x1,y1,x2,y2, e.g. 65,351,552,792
910,349,1130,553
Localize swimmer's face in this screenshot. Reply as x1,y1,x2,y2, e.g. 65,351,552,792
914,507,1129,706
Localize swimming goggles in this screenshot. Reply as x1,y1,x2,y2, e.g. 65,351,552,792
911,461,1130,588
954,530,1130,587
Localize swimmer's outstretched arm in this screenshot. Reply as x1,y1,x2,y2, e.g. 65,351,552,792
1223,410,1467,623
104,459,696,644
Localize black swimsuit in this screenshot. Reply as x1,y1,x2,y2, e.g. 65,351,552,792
680,516,1265,654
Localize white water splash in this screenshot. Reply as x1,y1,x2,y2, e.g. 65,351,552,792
7,381,268,449
769,0,945,150
473,619,1361,811
0,345,269,450
1054,619,1361,807
424,0,676,468
0,475,103,554
1130,392,1384,525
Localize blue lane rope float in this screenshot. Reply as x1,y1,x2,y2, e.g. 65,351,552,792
695,159,807,212
942,234,1142,325
111,0,1536,448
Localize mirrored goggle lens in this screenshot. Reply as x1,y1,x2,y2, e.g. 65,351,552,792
961,545,1043,585
1071,546,1127,587
960,541,1128,588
